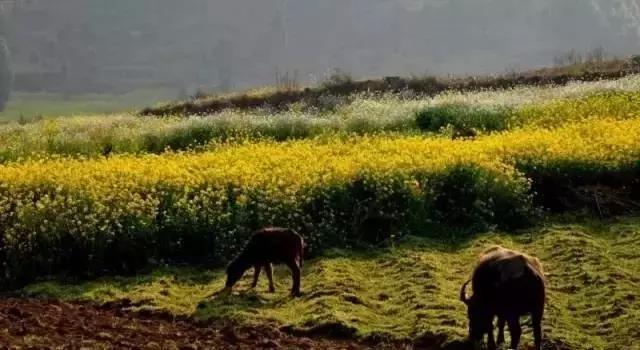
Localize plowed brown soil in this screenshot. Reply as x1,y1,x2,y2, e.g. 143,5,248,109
0,298,365,349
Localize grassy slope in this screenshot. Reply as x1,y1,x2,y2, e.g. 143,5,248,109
141,58,639,117
2,76,640,163
24,217,640,350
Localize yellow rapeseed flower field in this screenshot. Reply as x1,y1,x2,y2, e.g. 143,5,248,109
0,117,639,284
1,118,638,191
2,80,640,162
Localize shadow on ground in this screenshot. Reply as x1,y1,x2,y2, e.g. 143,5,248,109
22,217,640,350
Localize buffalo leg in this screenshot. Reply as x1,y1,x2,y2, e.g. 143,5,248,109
532,310,544,350
507,317,522,350
251,265,262,288
497,317,506,345
287,260,301,296
487,328,496,350
264,263,275,293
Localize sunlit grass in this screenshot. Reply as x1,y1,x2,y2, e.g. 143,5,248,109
24,218,640,350
0,75,640,162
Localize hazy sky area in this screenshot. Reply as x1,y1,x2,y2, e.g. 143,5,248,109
4,0,640,94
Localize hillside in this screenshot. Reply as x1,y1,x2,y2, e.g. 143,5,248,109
141,58,640,117
1,67,640,349
22,219,640,349
2,71,640,164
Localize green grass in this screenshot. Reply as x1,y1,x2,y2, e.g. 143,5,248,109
0,89,177,122
2,86,640,163
24,217,640,350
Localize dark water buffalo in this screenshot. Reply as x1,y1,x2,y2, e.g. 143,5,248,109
460,246,546,350
221,227,304,297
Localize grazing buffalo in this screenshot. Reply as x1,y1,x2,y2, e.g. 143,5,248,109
221,227,304,297
460,246,546,350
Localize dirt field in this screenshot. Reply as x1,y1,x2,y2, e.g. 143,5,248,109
0,298,367,349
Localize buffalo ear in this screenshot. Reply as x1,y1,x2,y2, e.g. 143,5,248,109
460,279,472,305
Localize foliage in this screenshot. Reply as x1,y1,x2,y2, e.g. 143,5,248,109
1,117,640,285
414,104,511,133
3,76,640,162
512,90,640,128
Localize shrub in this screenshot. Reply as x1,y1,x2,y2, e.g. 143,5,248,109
321,69,354,89
424,165,534,232
3,87,640,162
1,117,640,287
414,104,511,133
0,164,532,287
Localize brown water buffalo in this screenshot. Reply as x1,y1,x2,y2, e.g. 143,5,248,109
221,227,304,297
460,246,546,350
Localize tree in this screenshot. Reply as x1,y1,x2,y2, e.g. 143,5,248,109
0,37,11,112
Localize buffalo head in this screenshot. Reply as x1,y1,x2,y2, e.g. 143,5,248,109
460,279,493,348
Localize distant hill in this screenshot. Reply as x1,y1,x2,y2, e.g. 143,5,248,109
141,57,640,117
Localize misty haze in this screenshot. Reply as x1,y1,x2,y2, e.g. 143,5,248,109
0,2,640,350
3,1,640,99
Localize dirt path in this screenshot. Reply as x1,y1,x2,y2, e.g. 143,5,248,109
0,298,570,349
0,298,365,349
